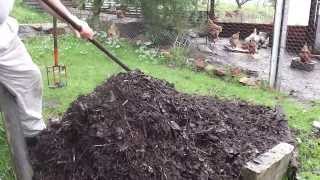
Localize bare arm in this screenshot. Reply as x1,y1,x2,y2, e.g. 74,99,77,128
37,0,94,39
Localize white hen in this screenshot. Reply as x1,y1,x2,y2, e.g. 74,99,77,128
245,28,260,43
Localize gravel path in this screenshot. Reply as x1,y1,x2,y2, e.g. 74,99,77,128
191,38,320,101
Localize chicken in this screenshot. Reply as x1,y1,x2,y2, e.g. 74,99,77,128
245,29,270,49
230,67,242,77
108,23,120,38
245,28,260,43
225,11,233,18
114,4,127,18
229,32,240,48
207,18,223,43
248,40,257,55
299,44,312,63
260,36,269,49
195,58,206,70
225,9,240,18
116,10,126,18
241,40,257,58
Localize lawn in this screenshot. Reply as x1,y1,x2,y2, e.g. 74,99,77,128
1,1,320,179
11,0,50,24
0,35,319,180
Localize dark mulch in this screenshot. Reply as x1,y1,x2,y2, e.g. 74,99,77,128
30,71,293,180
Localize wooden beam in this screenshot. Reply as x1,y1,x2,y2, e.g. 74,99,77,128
0,85,33,180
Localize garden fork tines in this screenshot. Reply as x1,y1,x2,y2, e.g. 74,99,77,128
46,17,67,88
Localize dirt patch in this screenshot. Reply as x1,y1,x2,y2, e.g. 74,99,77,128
30,71,293,180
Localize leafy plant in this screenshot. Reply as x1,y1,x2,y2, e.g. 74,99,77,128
168,47,190,67
120,0,199,45
135,45,159,62
77,0,199,45
96,31,121,48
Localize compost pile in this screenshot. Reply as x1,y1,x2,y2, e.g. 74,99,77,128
30,71,292,180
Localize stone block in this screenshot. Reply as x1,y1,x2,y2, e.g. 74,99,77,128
240,142,294,180
313,121,320,130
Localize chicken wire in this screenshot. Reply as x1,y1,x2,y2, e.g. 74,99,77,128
24,0,320,100
212,0,318,53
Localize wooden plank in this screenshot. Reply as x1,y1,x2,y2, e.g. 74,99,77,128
224,45,250,53
0,85,33,180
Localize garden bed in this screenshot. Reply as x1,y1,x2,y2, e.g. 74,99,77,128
29,71,293,180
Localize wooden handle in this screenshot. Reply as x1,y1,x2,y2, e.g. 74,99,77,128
53,17,59,66
42,0,82,31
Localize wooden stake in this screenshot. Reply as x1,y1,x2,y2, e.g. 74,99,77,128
0,85,33,180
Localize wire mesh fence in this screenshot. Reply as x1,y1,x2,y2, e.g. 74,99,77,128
23,0,320,100
24,0,318,53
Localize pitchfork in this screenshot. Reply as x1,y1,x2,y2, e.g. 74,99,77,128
46,17,68,88
42,0,131,72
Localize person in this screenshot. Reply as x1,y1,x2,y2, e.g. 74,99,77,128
0,0,94,145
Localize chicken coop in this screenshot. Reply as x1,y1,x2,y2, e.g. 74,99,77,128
198,0,320,101
77,0,319,100
23,0,320,100
210,0,319,53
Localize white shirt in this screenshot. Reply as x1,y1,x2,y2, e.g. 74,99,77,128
0,0,15,24
0,0,19,52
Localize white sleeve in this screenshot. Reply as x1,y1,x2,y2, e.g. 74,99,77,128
0,0,15,25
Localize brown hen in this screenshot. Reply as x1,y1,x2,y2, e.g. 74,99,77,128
229,32,240,48
299,44,312,63
207,18,223,43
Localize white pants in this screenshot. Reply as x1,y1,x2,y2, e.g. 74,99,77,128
0,36,46,137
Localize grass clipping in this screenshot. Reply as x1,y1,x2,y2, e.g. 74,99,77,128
30,71,293,180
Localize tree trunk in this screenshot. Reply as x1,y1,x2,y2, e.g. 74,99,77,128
209,0,215,19
89,0,104,29
235,0,242,8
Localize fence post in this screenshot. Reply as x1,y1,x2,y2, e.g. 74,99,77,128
0,85,33,180
314,1,320,53
208,0,215,19
269,0,289,89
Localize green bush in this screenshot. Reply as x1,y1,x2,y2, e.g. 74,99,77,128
168,47,190,67
120,0,198,45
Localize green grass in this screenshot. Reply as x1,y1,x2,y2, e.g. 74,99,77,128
214,0,275,24
0,35,319,179
11,0,50,24
0,115,15,180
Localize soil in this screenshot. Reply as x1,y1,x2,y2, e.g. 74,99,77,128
29,71,293,180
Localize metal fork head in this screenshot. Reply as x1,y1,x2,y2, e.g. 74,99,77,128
46,65,67,89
